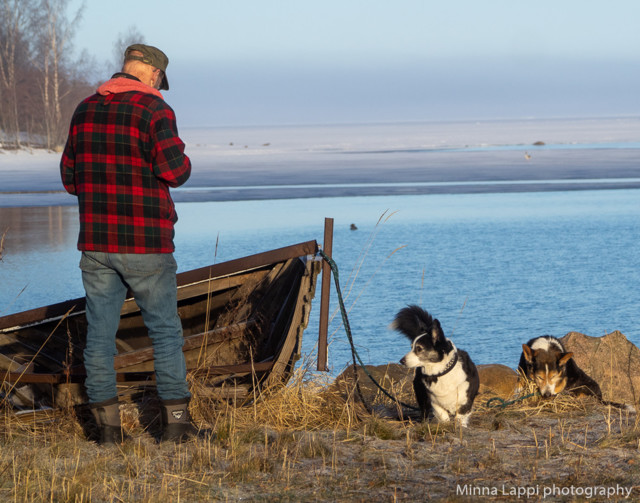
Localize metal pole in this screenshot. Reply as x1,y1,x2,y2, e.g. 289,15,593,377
317,217,333,371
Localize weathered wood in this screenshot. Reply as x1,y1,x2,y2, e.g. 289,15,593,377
0,240,322,408
113,320,257,370
176,240,318,287
266,264,311,386
318,217,333,371
2,361,275,384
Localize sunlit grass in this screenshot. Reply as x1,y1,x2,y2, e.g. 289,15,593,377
0,361,638,502
0,227,7,261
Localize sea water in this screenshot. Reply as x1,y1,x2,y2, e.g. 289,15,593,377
1,189,638,374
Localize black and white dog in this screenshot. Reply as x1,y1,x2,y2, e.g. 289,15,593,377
392,305,479,427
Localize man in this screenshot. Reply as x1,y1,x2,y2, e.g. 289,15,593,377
61,44,194,444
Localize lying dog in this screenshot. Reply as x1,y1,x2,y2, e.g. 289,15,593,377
393,305,479,427
518,335,601,399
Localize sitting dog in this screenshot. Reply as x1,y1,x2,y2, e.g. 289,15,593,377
393,305,479,427
518,335,601,399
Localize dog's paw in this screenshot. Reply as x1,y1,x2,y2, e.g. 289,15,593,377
456,412,472,428
432,406,451,424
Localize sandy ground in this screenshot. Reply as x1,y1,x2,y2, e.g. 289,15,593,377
3,393,638,502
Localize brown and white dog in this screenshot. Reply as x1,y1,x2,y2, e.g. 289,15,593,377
518,335,601,399
393,305,479,427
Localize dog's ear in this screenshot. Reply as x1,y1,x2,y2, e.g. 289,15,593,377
558,352,573,366
431,319,444,343
522,344,534,363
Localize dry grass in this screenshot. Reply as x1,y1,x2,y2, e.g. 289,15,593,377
1,365,639,503
0,227,7,261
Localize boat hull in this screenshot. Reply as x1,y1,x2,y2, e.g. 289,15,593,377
0,241,321,407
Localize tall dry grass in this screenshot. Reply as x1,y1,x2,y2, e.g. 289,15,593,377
0,357,391,501
0,227,7,261
1,361,639,502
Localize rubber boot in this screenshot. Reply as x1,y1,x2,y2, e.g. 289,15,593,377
89,397,125,445
161,398,198,443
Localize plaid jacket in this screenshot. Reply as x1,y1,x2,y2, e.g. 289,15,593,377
60,74,191,253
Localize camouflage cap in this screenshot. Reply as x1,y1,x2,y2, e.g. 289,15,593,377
125,44,170,90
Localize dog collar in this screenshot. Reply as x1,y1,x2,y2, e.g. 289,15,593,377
424,351,458,378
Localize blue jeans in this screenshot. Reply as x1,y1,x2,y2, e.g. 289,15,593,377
80,251,190,403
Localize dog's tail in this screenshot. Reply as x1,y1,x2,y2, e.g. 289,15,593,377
390,305,439,341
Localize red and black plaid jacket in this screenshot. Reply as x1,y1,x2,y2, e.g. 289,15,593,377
60,74,191,254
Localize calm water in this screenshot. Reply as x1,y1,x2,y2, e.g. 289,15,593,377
1,189,638,374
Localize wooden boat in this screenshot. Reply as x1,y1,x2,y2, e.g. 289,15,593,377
0,240,324,408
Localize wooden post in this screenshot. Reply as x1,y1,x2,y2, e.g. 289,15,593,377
317,217,333,371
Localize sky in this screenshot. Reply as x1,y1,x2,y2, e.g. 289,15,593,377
67,0,640,127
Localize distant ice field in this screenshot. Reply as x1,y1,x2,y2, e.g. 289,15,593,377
2,117,640,206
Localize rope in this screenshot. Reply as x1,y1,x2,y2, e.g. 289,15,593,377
318,250,420,412
319,250,536,413
485,392,538,409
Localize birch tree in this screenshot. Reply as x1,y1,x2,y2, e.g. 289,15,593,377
30,0,84,149
0,0,94,149
0,0,33,147
112,25,145,73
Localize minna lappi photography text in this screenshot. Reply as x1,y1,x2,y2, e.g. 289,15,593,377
456,483,634,500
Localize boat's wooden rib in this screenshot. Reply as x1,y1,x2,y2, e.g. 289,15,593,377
113,320,258,372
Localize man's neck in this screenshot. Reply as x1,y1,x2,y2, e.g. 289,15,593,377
111,72,142,82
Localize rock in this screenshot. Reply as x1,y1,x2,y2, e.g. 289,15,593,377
332,363,414,407
54,383,87,407
332,362,520,407
560,331,640,406
477,364,519,399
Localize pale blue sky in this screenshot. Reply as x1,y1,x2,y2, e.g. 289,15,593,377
69,0,640,127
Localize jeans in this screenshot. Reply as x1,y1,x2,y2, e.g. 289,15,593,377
80,251,190,403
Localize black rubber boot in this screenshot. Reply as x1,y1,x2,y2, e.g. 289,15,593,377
161,398,198,443
89,397,125,445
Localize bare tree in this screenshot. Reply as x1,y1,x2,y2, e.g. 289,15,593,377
30,0,85,149
0,0,96,150
0,0,33,148
111,26,145,73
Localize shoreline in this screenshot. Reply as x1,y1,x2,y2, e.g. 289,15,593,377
2,178,640,208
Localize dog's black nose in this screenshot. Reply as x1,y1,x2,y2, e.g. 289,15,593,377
400,357,406,366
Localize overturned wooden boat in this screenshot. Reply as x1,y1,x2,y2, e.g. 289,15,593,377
0,240,324,408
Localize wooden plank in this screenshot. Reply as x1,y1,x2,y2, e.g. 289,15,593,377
118,269,269,317
176,240,318,287
0,299,83,332
113,320,256,370
1,360,274,385
189,360,273,376
0,353,29,373
318,217,333,371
